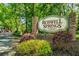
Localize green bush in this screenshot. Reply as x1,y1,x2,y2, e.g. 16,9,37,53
76,34,79,40
15,40,52,56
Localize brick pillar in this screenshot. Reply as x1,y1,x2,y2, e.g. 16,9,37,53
69,12,76,40
32,16,38,36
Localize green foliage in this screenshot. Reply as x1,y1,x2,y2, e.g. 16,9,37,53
34,3,68,19
76,34,79,39
0,3,69,33
0,3,79,36
15,40,52,56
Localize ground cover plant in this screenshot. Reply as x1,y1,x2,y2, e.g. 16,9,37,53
19,33,35,43
52,31,73,49
15,39,52,56
52,31,79,56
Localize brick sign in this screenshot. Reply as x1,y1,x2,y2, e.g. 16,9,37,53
38,16,68,33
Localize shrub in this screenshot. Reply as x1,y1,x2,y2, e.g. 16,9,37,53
15,40,52,56
19,33,35,43
52,31,73,50
13,31,21,36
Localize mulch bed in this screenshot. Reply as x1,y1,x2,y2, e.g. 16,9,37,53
53,40,79,56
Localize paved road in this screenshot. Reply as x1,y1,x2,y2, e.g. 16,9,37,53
0,32,18,56
0,32,13,37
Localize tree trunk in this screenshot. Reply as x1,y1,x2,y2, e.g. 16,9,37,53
32,16,38,36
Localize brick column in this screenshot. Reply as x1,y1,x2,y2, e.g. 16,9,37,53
69,12,76,40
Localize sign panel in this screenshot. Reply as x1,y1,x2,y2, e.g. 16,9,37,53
38,16,68,33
